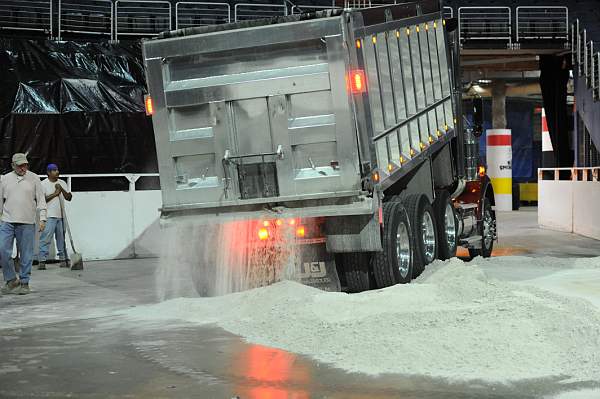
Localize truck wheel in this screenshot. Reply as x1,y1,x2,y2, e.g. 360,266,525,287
403,194,438,278
433,190,458,260
372,201,413,287
339,252,372,293
468,198,495,258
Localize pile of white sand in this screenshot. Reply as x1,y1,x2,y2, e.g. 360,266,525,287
123,256,600,383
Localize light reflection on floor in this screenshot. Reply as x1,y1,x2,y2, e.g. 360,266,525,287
456,247,530,258
231,344,311,399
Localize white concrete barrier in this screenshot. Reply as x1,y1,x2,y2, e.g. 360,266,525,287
538,168,600,240
41,174,163,261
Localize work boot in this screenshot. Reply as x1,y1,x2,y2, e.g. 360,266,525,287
17,283,30,295
1,279,20,295
37,262,46,270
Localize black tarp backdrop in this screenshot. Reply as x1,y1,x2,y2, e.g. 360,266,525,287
0,39,158,189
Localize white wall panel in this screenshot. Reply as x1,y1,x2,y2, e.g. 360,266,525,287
573,181,600,240
538,180,573,233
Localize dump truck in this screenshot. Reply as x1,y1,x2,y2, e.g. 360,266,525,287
142,0,497,293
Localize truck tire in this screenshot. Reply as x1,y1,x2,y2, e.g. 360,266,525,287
371,201,413,288
433,190,458,260
468,197,495,258
339,252,372,293
403,194,438,278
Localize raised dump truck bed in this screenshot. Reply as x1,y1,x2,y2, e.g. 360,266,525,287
144,0,451,217
143,1,496,293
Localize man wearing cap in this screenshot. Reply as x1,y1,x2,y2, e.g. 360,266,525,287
0,153,47,295
39,163,72,270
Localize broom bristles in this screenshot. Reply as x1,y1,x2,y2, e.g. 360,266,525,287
70,252,84,270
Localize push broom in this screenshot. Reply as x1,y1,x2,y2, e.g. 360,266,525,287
59,196,83,270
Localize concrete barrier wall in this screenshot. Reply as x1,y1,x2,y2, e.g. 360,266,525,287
64,191,162,260
29,174,164,261
538,180,573,233
538,168,600,241
572,181,600,240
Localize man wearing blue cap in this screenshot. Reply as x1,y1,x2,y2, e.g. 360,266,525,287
39,163,72,270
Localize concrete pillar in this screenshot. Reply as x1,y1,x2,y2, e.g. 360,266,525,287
492,80,506,129
489,80,512,211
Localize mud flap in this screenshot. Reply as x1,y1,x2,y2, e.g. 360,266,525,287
296,242,341,292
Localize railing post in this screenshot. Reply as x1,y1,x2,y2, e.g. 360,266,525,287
126,174,140,258
56,0,60,40
50,0,54,39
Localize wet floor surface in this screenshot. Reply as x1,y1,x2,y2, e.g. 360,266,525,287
2,317,593,399
1,208,599,398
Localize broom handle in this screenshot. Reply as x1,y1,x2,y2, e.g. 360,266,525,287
59,195,77,254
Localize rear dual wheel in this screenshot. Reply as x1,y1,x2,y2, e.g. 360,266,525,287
433,190,458,261
338,252,373,293
339,193,452,291
404,194,438,278
338,201,413,292
371,201,414,287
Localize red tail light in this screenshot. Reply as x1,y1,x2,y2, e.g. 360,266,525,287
145,95,154,116
296,226,306,238
258,227,269,241
479,165,486,177
349,70,367,94
372,171,380,183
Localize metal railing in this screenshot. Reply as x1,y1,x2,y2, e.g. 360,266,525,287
539,167,600,181
291,5,341,14
586,40,594,88
578,28,586,76
594,53,600,102
443,6,453,20
343,0,400,7
0,0,52,35
458,7,511,44
175,1,230,29
115,0,171,39
58,0,113,39
59,173,160,191
516,6,568,41
0,2,575,46
571,21,579,66
234,3,287,22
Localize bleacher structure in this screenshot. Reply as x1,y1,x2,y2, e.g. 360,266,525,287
0,0,297,40
0,0,572,47
572,17,600,167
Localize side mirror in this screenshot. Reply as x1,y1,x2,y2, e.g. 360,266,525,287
472,97,484,137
